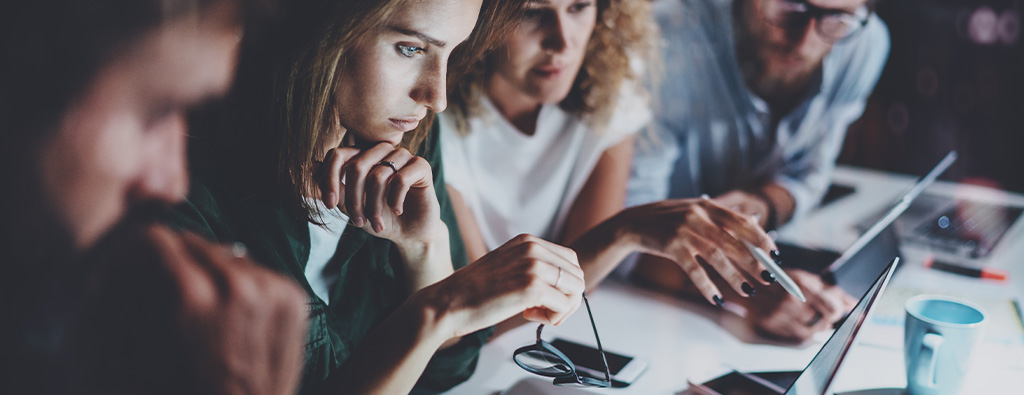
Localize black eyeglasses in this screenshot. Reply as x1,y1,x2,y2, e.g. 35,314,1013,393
512,293,611,388
760,0,871,42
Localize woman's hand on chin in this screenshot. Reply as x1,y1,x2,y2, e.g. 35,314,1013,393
316,141,444,246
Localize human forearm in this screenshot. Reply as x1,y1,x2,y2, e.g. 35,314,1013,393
322,295,452,395
570,214,641,293
395,222,454,294
715,184,796,229
631,254,742,303
755,183,795,229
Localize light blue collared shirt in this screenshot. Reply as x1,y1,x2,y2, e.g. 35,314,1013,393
628,0,890,222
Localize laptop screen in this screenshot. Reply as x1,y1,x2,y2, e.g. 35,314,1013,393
784,258,899,395
780,151,956,298
830,224,901,298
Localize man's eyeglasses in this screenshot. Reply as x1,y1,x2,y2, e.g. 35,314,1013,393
760,0,871,42
512,293,611,388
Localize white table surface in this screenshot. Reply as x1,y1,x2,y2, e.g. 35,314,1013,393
446,166,1024,395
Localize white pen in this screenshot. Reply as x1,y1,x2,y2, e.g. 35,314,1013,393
743,241,806,303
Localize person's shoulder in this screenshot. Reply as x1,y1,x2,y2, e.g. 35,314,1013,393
160,153,239,241
830,14,891,74
421,116,455,183
852,14,890,61
823,14,891,97
604,77,653,138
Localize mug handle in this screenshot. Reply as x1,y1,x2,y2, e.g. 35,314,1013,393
914,332,944,387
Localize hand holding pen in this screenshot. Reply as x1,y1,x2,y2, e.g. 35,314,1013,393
611,196,779,307
744,268,857,341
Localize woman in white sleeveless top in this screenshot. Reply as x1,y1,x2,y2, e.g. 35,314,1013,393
440,0,781,330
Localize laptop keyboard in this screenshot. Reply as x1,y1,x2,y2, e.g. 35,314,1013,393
908,200,1023,259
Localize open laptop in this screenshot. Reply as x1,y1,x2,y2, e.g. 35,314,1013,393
690,257,900,395
850,152,1023,267
500,259,900,395
895,193,1022,261
778,151,957,298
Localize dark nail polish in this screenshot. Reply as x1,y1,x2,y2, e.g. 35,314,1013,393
761,270,776,284
741,282,757,296
770,249,782,263
712,295,724,308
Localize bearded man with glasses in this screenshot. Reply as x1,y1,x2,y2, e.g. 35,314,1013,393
627,0,889,341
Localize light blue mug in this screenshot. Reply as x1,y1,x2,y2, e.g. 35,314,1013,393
903,295,986,395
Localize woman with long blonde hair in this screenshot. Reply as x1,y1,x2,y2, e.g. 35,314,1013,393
441,0,781,328
165,0,587,393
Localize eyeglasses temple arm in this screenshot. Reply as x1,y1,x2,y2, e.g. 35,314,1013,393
582,292,612,382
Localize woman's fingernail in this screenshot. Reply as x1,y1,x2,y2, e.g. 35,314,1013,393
741,282,757,296
770,249,782,263
354,217,365,227
374,222,384,233
712,295,724,308
761,270,776,284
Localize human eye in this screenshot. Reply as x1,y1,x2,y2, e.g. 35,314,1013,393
523,7,543,22
779,0,808,13
568,1,592,13
395,44,425,58
144,102,177,130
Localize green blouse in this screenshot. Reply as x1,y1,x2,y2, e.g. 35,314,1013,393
163,121,489,394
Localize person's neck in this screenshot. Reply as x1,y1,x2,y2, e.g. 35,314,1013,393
485,75,543,136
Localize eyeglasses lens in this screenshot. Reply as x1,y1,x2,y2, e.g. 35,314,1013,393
762,0,864,41
763,0,807,25
513,348,573,376
818,15,855,39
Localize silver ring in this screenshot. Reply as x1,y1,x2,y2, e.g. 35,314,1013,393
806,311,823,327
229,242,248,259
554,267,562,288
375,160,398,172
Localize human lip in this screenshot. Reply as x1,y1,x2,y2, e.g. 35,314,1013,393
388,117,422,132
531,64,565,79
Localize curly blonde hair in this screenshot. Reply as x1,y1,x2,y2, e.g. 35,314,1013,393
448,0,656,134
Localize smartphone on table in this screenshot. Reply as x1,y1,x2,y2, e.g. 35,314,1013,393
688,370,800,395
550,338,647,388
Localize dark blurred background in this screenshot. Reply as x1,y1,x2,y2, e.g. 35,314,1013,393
840,0,1023,192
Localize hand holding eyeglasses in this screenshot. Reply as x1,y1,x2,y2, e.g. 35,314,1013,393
513,294,613,388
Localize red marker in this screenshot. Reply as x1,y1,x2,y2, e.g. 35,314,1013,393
923,256,1008,282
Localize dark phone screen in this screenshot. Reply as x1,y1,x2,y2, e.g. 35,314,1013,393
774,243,841,273
703,371,797,395
550,338,632,375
